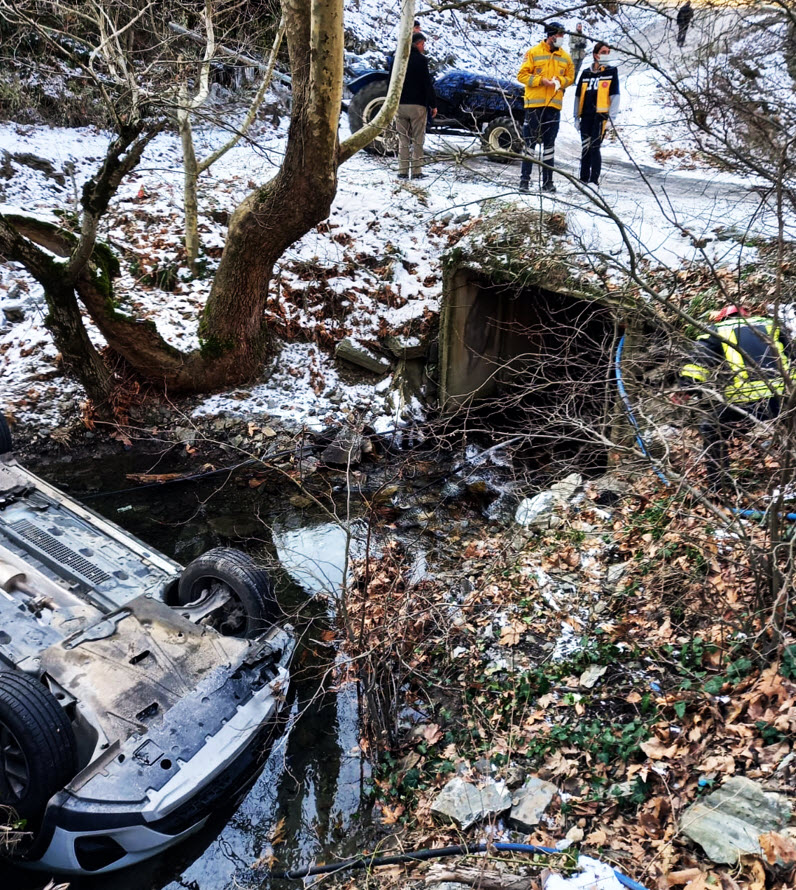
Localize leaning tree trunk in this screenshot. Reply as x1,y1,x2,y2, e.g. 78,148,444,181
196,0,345,385
0,214,112,402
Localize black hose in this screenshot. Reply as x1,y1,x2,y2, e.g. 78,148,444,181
271,842,556,880
271,841,650,889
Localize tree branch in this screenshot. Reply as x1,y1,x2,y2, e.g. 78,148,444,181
339,0,415,164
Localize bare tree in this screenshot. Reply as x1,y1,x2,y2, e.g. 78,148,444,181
171,6,287,270
0,0,416,407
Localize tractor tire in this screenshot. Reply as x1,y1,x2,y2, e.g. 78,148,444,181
348,81,398,156
482,116,523,162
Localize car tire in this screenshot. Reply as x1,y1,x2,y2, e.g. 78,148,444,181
0,670,78,824
482,116,523,162
176,547,278,639
0,413,12,454
348,81,398,156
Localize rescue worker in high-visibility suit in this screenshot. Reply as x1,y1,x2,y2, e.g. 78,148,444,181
679,305,795,490
517,22,575,194
573,41,620,188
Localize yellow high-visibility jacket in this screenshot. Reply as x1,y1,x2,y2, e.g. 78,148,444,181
517,41,575,111
681,316,794,404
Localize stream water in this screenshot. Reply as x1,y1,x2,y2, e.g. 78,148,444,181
1,449,376,890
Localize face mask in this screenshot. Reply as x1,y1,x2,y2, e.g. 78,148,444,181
552,35,564,48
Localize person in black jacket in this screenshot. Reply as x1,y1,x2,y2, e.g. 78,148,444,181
396,32,437,180
676,1,693,47
573,42,620,188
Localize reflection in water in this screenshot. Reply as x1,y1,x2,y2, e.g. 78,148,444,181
331,682,368,834
272,519,362,597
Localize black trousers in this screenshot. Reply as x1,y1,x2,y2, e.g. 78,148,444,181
677,23,690,47
699,398,780,490
520,107,560,186
579,115,607,184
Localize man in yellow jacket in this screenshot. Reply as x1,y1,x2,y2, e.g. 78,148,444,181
517,22,575,194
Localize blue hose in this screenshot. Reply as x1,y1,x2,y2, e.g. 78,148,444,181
272,841,650,889
614,336,670,485
615,336,796,523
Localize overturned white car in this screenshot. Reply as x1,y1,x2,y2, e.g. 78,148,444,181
0,417,293,874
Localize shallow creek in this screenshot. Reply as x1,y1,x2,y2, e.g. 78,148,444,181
2,450,377,890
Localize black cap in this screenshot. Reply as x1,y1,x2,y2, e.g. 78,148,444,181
412,31,427,44
545,21,565,36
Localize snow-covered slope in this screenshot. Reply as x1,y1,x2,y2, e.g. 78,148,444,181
0,2,791,438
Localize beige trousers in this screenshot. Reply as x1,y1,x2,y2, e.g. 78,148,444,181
396,104,427,176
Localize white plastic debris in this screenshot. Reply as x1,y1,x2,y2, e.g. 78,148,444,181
514,491,560,527
543,856,625,890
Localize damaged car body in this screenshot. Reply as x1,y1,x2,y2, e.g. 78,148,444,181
0,424,293,875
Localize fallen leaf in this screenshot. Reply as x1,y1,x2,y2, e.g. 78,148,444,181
269,816,286,845
640,738,679,760
380,803,405,824
759,831,796,865
740,856,766,890
421,723,443,745
639,812,664,839
500,619,524,647
585,828,608,845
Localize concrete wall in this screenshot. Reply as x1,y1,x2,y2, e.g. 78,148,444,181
439,266,613,412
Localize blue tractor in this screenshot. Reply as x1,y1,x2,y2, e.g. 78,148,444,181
347,67,526,161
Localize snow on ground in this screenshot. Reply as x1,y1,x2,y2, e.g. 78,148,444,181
0,2,792,436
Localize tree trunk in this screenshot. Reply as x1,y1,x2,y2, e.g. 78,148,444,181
44,281,114,403
197,0,344,383
180,108,201,272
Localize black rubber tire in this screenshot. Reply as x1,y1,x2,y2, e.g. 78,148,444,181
481,116,523,162
177,547,278,639
0,671,77,825
0,413,12,454
347,80,397,156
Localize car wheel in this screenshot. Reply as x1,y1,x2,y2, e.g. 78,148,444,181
482,116,523,162
176,547,278,639
348,81,398,156
0,671,77,825
0,413,12,454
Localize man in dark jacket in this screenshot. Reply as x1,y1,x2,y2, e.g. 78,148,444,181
570,24,587,74
676,1,693,47
679,305,795,490
396,32,437,180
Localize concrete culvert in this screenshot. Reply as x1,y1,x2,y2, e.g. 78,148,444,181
438,227,617,471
